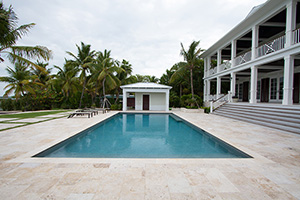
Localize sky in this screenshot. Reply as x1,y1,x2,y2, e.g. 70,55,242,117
1,0,267,96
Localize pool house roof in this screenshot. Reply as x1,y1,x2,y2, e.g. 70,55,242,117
120,82,172,90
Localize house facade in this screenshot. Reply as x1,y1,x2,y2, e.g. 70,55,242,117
121,82,172,111
201,0,300,107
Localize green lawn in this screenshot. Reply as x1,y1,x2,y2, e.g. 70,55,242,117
0,110,69,119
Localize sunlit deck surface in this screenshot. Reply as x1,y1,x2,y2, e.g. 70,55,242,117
0,110,299,199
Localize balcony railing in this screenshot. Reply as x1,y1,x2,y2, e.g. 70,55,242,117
234,51,251,66
293,28,300,44
219,60,231,71
208,67,217,76
257,35,285,57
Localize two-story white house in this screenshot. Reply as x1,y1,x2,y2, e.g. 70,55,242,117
201,0,300,107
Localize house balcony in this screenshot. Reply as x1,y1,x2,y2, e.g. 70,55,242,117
233,51,252,66
206,29,300,77
219,60,232,71
257,34,286,58
293,27,300,44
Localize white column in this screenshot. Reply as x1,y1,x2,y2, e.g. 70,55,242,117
165,90,170,111
204,58,208,78
250,66,258,104
217,76,221,99
283,55,294,105
252,25,259,60
122,90,127,111
230,72,236,96
207,56,211,70
207,80,211,99
204,80,207,102
231,40,236,67
217,49,222,73
286,0,297,47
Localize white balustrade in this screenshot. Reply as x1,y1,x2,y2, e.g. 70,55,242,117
257,35,286,57
293,28,300,44
207,94,217,101
219,60,232,72
209,67,217,76
209,93,231,113
234,51,251,66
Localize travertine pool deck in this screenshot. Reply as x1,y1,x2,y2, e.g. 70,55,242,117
0,111,299,199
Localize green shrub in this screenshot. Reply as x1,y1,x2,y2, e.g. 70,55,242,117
1,98,15,111
180,94,203,108
202,107,210,113
111,103,122,110
169,91,180,107
186,106,198,109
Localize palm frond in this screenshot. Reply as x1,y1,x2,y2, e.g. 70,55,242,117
10,45,52,61
105,75,118,91
7,53,47,73
170,64,188,84
0,76,14,83
1,23,36,47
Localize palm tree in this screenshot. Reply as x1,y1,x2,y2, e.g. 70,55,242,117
114,59,133,103
66,42,95,108
0,2,52,71
31,61,52,86
95,50,122,108
53,64,79,99
174,41,204,100
147,75,159,83
0,62,36,99
134,74,158,83
170,62,190,98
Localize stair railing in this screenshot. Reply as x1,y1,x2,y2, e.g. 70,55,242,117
210,92,232,113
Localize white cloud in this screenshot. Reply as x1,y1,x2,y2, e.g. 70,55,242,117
0,0,267,95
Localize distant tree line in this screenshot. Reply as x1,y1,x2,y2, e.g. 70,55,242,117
0,1,206,111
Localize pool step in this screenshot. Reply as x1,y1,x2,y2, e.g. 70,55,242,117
212,103,300,134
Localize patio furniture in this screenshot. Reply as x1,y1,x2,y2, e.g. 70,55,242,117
67,111,93,118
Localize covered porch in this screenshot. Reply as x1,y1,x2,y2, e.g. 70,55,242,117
204,54,300,107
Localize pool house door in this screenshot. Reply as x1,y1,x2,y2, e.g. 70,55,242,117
143,95,149,110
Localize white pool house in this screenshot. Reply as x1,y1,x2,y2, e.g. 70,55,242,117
121,83,172,112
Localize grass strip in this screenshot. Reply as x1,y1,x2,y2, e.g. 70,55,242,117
0,115,67,132
0,110,69,119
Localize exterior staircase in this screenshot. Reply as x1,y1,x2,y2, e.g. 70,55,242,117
212,103,300,134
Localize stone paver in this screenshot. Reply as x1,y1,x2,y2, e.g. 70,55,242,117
10,118,47,123
0,111,300,199
0,123,23,130
0,118,18,122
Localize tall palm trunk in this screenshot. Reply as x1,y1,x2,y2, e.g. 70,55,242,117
115,89,120,104
79,78,86,108
102,78,106,109
180,84,182,98
92,81,98,107
190,68,194,99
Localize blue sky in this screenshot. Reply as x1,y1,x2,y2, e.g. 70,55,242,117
1,0,266,96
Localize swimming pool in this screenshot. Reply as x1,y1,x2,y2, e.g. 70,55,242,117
34,113,251,158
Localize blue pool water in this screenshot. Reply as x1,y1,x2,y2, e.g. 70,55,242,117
34,113,251,158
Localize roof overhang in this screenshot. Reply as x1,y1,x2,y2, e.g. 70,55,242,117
120,82,172,90
200,0,287,58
